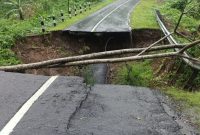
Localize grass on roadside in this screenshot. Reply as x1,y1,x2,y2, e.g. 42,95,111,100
130,0,159,29
164,87,200,128
115,61,153,87
50,0,115,31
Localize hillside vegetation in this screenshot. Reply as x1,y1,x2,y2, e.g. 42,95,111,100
0,0,109,66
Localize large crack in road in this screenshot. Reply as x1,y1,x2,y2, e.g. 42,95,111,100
66,86,92,130
66,85,183,135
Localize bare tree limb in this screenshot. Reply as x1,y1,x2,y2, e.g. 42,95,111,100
51,40,200,67
177,54,200,63
0,44,184,72
176,31,194,42
53,52,178,67
178,40,200,53
0,40,199,72
136,32,173,56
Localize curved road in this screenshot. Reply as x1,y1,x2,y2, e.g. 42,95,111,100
66,0,139,32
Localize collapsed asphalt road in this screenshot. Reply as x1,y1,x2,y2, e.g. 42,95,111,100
0,72,198,135
66,0,140,84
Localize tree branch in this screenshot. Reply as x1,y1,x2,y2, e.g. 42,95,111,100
0,44,184,72
136,32,173,56
52,52,178,67
178,40,200,53
0,40,199,72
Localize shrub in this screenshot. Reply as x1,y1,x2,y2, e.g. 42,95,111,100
117,61,153,87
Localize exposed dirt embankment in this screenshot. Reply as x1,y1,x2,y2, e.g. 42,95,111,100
13,29,162,76
132,29,163,47
13,31,83,76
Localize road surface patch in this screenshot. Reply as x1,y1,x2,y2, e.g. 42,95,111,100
0,72,49,130
0,74,58,135
10,76,89,135
67,85,181,135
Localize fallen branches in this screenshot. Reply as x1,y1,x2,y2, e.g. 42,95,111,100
0,40,199,72
136,32,173,56
178,40,200,53
53,52,178,67
0,44,183,72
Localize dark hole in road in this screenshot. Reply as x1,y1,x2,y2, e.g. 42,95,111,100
63,31,132,52
13,29,162,83
65,31,133,84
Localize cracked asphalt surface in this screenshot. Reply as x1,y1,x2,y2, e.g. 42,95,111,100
0,72,191,135
0,72,49,130
67,85,182,135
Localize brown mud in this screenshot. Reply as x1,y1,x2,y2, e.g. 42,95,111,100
13,29,161,76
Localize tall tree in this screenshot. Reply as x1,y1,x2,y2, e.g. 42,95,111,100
4,0,28,20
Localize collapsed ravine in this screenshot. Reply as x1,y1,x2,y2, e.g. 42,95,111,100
11,29,200,134
13,29,162,82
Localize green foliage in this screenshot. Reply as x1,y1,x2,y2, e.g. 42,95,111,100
0,0,111,66
160,0,200,63
130,0,159,29
117,61,153,87
3,0,29,20
170,0,188,12
166,87,200,106
160,3,200,32
175,65,193,86
164,87,200,127
82,66,95,86
170,0,200,19
0,49,20,66
50,0,114,31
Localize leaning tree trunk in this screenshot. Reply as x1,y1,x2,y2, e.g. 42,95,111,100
19,8,24,20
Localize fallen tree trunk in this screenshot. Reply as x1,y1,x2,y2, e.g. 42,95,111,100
0,40,199,72
50,52,178,67
136,33,173,56
0,44,184,72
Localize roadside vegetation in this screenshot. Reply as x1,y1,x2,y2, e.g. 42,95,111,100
115,61,153,87
165,87,200,128
51,0,114,31
0,0,114,66
118,0,200,129
130,0,159,29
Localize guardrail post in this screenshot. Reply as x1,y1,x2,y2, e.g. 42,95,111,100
88,2,91,10
84,4,87,12
40,17,45,33
69,8,72,19
61,11,64,22
74,7,77,16
52,16,56,27
80,5,82,14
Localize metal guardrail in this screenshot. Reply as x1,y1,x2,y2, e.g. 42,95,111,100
155,10,200,70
